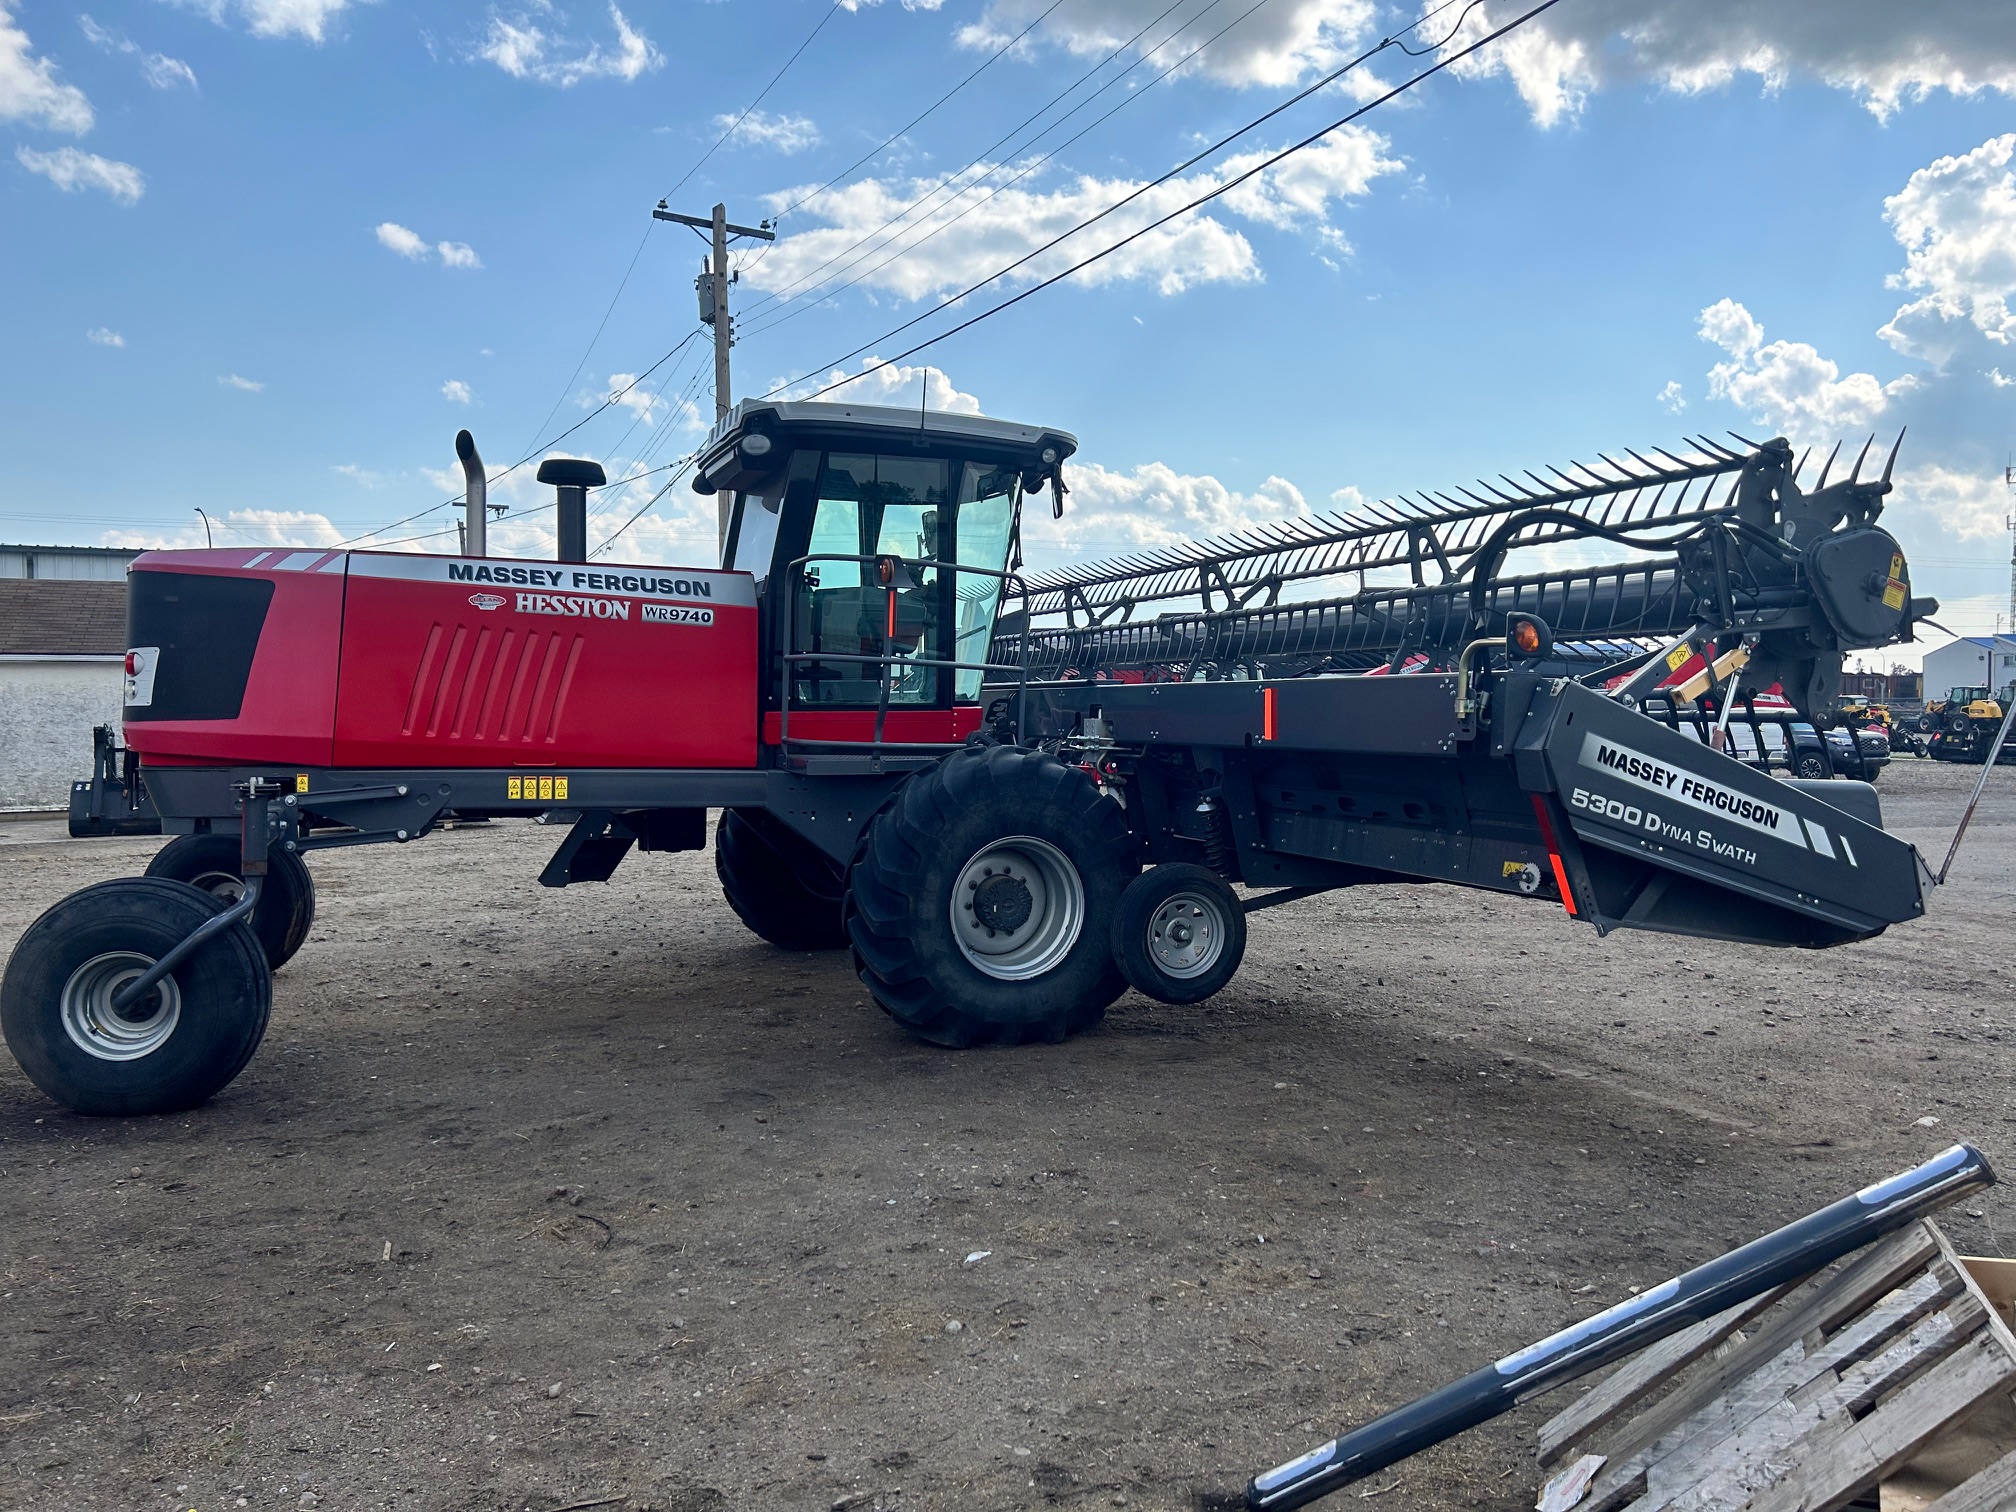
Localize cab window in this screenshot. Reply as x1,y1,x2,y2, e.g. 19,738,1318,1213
792,454,950,707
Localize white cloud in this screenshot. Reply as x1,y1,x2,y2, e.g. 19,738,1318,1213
1697,296,1763,358
1700,300,1915,444
1878,134,2016,362
164,0,353,44
332,463,382,487
476,4,662,87
376,221,429,258
1904,463,2009,543
838,0,944,13
1,1,93,133
79,15,198,89
1656,379,1686,413
750,126,1401,304
377,223,482,267
142,51,199,88
17,145,143,201
955,0,1384,91
576,372,703,431
441,379,473,405
1024,461,1310,562
776,357,984,414
715,110,821,154
101,508,342,551
86,326,124,347
218,373,264,391
1441,1,2016,127
1691,136,2016,588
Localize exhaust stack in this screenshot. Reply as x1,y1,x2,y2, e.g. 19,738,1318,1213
536,458,605,564
455,430,487,558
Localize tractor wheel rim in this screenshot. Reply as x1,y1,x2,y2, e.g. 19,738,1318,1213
950,836,1084,982
189,869,246,905
1146,891,1226,979
60,951,182,1062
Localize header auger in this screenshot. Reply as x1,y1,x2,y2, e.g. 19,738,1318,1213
7,405,1936,1117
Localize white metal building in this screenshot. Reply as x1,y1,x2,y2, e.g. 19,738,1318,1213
0,577,127,809
0,543,140,581
1921,637,2016,702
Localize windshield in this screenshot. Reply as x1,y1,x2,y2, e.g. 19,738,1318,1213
788,452,1021,708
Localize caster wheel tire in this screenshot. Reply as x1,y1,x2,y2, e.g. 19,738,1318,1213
145,834,315,970
845,744,1136,1047
715,810,848,951
1111,862,1247,1005
1,876,273,1116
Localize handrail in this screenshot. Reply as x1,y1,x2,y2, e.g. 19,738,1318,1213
779,550,1032,758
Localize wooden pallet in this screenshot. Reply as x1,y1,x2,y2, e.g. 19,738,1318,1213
1534,1220,2016,1512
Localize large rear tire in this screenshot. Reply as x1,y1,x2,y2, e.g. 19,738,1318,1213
145,833,314,970
715,810,848,951
1,877,272,1116
845,745,1136,1047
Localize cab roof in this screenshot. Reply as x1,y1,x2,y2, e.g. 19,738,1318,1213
693,399,1077,496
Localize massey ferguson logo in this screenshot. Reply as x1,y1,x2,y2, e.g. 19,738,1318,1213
468,593,506,611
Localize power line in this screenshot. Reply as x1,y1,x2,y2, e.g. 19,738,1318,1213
591,448,709,557
517,223,658,471
743,0,1272,338
765,0,1074,231
745,0,1480,336
335,332,702,548
740,0,1211,321
666,0,846,203
777,0,1565,401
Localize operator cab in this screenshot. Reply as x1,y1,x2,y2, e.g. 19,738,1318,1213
694,400,1074,754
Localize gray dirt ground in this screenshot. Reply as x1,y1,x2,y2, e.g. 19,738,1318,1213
1,758,2010,1512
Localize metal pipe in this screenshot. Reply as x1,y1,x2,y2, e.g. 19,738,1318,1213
1451,636,1500,720
108,876,264,1015
456,429,486,558
555,487,587,562
1937,695,2016,884
1246,1143,1995,1510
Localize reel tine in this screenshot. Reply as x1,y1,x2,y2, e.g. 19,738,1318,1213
1847,433,1875,485
1880,428,1906,484
1814,439,1842,491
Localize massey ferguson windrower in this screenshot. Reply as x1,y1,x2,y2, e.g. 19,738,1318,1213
5,406,1939,1115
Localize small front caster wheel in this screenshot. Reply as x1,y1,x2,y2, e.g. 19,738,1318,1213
145,834,315,970
1111,863,1246,1005
1,877,272,1116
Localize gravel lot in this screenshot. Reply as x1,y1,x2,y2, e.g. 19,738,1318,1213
1,757,2011,1512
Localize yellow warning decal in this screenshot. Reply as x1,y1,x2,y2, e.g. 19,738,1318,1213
508,774,570,801
1883,582,1907,611
1665,645,1692,672
295,773,309,793
1890,553,1904,578
1501,860,1528,878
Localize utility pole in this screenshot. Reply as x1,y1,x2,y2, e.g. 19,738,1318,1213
653,200,775,552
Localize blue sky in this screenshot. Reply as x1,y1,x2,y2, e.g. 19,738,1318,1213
2,0,2013,665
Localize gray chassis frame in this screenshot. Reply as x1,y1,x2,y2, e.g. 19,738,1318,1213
135,666,1927,954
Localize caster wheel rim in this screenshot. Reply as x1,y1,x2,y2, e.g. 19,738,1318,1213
951,835,1085,982
60,951,182,1062
1145,891,1227,980
188,869,246,905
